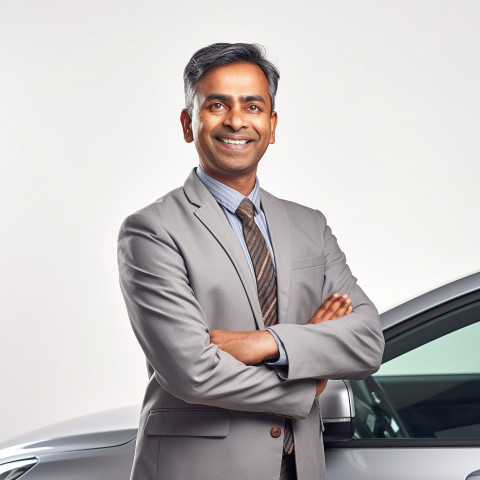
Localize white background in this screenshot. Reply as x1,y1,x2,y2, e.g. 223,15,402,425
1,0,479,441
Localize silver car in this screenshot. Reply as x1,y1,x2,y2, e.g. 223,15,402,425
2,273,480,480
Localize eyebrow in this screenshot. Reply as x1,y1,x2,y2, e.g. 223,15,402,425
204,94,267,105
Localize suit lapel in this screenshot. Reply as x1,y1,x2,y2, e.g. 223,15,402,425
183,170,264,331
260,190,292,325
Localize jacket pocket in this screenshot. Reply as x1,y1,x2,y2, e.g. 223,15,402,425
144,408,230,438
291,254,324,270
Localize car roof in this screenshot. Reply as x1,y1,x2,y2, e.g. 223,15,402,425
380,271,480,331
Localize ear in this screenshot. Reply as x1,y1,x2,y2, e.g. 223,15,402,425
269,111,278,144
180,109,194,143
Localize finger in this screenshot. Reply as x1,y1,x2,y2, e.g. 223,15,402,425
332,297,352,319
325,294,349,318
311,293,351,323
316,293,339,315
334,298,355,319
310,293,340,323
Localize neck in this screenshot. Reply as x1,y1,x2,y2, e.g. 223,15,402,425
222,177,256,196
200,166,257,196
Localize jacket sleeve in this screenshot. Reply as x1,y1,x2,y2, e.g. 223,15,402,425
268,210,385,381
118,212,315,419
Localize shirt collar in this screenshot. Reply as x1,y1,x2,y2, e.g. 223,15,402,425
196,165,262,215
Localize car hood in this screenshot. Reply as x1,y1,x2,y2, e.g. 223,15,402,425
0,405,139,463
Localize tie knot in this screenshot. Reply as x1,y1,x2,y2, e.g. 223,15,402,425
235,198,255,223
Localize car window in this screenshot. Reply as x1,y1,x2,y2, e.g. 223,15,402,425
351,300,480,440
378,319,480,375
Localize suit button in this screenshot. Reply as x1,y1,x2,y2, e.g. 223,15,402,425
270,427,281,438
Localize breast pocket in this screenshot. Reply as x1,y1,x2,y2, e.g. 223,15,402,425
291,254,324,271
288,254,325,323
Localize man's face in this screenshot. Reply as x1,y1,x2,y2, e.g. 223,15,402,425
181,62,277,185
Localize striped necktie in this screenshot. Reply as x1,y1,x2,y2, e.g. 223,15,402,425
235,198,294,454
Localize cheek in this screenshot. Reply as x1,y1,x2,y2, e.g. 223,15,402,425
255,119,273,139
195,118,217,141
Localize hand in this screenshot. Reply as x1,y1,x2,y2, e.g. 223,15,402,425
308,293,353,325
310,294,352,397
315,378,328,396
210,329,279,365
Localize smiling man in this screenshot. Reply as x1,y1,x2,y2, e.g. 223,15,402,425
118,43,384,480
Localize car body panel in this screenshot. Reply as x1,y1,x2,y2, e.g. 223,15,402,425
0,406,138,464
380,272,480,331
12,440,136,480
326,447,480,480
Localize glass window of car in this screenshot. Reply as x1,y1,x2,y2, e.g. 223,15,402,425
351,300,480,440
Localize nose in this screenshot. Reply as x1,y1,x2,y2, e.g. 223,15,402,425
223,106,247,131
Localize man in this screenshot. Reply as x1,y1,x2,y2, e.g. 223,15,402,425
118,43,384,480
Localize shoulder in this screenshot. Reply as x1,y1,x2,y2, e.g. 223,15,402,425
118,186,189,236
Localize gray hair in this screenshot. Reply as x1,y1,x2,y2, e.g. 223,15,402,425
183,43,280,115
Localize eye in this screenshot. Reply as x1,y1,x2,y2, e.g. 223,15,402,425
248,105,261,112
210,102,225,110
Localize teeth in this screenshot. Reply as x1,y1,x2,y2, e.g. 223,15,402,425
219,138,249,145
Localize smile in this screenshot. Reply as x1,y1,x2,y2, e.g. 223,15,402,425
217,138,252,145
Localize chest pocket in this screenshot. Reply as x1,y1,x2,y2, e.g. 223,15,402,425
291,254,324,270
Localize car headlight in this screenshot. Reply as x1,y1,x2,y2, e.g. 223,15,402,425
0,458,38,480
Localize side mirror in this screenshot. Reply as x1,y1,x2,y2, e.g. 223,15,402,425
319,379,355,442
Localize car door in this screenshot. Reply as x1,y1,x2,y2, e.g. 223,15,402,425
325,294,480,480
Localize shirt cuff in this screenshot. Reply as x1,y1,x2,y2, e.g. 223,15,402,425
264,328,289,366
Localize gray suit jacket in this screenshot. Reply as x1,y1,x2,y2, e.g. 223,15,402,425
118,169,384,480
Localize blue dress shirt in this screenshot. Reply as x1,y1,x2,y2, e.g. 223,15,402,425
196,166,288,366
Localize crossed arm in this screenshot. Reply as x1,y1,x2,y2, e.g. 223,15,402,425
210,293,353,396
119,211,383,417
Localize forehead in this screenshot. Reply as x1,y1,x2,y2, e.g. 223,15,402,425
194,63,271,105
